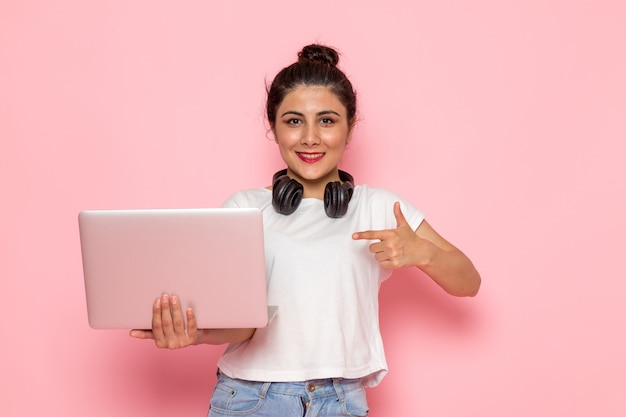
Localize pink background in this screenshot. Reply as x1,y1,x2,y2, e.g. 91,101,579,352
2,1,625,415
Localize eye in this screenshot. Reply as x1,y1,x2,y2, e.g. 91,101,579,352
285,118,302,125
320,117,335,125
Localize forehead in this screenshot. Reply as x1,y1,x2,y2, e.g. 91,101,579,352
278,85,346,114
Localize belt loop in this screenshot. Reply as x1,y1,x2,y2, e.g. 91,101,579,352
258,382,271,399
332,379,345,402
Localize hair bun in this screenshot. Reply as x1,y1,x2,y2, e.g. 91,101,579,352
298,44,339,67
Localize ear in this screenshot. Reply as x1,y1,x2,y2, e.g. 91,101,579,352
346,116,356,145
346,119,356,145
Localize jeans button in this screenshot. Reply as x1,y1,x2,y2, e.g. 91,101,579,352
307,383,315,392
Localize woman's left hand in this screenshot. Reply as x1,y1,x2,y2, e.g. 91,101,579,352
353,201,481,297
352,202,427,269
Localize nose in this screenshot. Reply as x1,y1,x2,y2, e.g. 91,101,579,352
300,124,320,146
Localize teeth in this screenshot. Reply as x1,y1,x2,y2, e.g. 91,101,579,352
299,153,324,159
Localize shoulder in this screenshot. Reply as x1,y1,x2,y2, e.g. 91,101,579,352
353,184,408,205
353,184,426,229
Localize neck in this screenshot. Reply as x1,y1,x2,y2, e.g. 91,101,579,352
288,169,341,200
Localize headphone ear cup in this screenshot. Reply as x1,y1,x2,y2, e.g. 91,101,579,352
324,181,339,218
324,181,352,218
273,175,303,215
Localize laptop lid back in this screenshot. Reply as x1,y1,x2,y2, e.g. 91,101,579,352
79,208,268,329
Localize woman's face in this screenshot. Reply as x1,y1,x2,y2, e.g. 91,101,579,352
272,85,352,192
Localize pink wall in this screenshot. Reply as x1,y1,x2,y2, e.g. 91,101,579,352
2,1,625,415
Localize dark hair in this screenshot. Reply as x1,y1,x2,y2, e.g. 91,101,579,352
266,44,357,128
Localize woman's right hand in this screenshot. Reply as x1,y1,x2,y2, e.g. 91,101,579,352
129,293,199,349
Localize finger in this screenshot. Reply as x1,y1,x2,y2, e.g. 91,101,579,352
352,230,390,241
129,329,155,340
375,251,390,263
151,297,164,341
393,201,410,228
160,294,176,339
170,295,186,333
185,308,199,343
367,240,386,254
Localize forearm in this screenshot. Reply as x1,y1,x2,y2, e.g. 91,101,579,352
194,328,256,345
417,242,481,297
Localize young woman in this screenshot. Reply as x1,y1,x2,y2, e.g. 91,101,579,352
131,44,481,416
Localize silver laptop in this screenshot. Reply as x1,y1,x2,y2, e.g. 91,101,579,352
78,208,269,329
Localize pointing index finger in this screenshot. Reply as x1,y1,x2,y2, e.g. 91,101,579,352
352,230,386,241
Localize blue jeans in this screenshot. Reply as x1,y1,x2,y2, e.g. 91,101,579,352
208,371,369,416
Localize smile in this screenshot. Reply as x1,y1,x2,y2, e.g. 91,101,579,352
296,152,325,163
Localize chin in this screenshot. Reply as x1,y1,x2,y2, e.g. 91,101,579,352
292,166,337,182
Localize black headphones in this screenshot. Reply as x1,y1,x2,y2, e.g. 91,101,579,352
272,169,355,218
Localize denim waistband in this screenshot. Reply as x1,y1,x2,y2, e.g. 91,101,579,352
216,370,363,401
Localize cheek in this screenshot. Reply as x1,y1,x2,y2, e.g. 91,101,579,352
274,126,297,144
322,131,349,148
274,135,296,158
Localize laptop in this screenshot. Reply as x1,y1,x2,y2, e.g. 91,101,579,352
78,208,270,329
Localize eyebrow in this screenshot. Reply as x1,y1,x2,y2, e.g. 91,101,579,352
280,110,343,118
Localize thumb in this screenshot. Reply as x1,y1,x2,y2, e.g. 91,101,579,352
394,201,410,228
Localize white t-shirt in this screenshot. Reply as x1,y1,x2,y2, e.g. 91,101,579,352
217,184,425,387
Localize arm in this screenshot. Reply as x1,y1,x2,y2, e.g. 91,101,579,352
129,294,256,349
412,219,481,297
353,202,481,297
